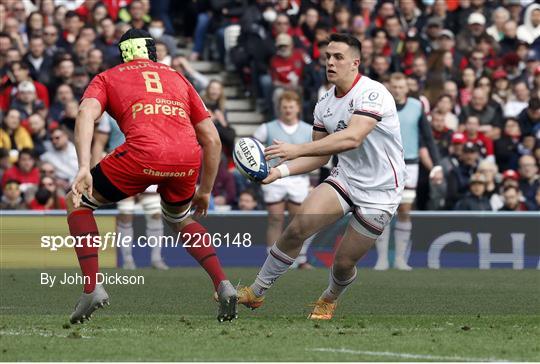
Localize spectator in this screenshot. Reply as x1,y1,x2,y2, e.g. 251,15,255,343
525,186,540,211
0,180,26,210
71,66,90,100
454,172,491,211
491,69,511,107
487,7,511,42
504,81,530,118
1,61,50,111
61,11,84,49
269,33,308,117
212,157,237,208
40,127,78,186
24,36,54,86
0,109,34,163
459,67,476,107
10,81,45,120
477,159,504,210
446,141,481,209
236,189,260,211
459,87,503,139
28,175,66,210
456,12,489,55
155,40,171,66
0,148,40,191
171,55,209,92
148,18,177,57
516,4,540,45
49,58,75,98
495,117,522,171
518,155,540,206
201,80,236,158
499,20,520,56
463,115,494,162
86,48,105,77
27,186,52,210
434,94,459,131
0,148,10,182
517,97,540,137
369,54,391,83
499,185,528,211
50,83,76,121
303,40,329,123
42,25,62,57
95,17,120,66
27,113,49,156
431,109,453,158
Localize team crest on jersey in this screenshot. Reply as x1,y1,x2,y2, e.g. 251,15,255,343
368,91,379,101
334,120,347,132
348,99,354,113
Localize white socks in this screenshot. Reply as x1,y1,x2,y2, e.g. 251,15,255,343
146,216,164,263
117,220,134,262
295,234,314,265
374,226,390,270
321,267,357,302
394,220,412,268
251,244,294,297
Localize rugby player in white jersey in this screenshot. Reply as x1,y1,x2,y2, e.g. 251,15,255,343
237,33,406,320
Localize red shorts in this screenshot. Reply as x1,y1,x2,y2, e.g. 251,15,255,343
94,144,200,205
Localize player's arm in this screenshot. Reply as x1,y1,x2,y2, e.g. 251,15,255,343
265,114,377,161
75,98,104,171
262,130,330,183
194,117,222,194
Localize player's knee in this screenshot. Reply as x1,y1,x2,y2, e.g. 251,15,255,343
267,213,285,226
160,201,191,226
283,218,311,243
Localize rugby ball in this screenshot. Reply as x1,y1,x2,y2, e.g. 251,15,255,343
233,137,269,182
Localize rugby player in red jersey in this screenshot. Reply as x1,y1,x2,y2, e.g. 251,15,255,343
66,29,237,323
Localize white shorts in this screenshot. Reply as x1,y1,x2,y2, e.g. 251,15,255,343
324,167,401,239
402,163,419,205
262,175,310,205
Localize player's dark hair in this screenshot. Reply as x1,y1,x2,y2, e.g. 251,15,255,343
118,28,157,62
329,33,362,55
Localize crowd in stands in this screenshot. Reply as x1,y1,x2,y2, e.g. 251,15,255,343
0,0,539,212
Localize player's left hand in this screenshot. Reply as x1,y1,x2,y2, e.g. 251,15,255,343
192,190,210,217
265,140,301,162
71,167,93,208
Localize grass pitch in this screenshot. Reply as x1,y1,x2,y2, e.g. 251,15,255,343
1,268,539,361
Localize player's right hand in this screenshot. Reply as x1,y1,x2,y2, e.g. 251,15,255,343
261,168,281,185
192,190,210,217
71,167,93,208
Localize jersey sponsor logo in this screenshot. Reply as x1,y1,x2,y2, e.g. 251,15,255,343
323,107,333,118
132,98,187,119
143,168,196,177
348,99,354,113
334,120,347,132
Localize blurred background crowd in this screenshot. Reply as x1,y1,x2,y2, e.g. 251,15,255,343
0,0,539,212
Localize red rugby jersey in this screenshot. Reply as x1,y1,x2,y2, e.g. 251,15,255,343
82,59,210,165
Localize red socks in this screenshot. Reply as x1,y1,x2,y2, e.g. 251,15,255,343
181,221,226,290
67,210,100,293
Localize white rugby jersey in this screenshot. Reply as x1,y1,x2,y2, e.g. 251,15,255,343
313,74,406,191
